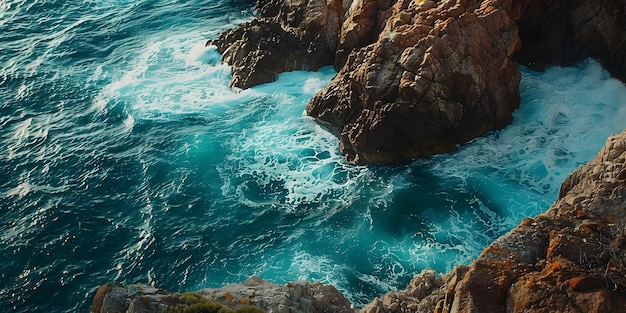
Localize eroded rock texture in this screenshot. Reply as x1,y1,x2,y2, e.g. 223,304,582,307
210,0,346,89
212,0,625,164
361,129,626,313
91,276,354,313
308,0,522,164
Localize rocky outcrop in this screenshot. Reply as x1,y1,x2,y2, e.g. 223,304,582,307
307,0,523,164
513,0,626,81
90,283,183,313
361,128,626,313
91,276,353,313
211,0,625,164
209,0,346,89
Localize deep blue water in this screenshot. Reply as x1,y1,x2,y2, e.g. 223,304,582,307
1,1,626,312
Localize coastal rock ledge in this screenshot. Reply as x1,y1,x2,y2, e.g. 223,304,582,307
210,0,625,164
93,128,626,313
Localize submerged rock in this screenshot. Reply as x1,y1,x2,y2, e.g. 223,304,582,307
211,0,625,164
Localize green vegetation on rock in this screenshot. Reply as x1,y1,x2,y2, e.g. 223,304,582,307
166,292,265,313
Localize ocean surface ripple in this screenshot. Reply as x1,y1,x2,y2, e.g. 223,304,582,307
1,1,625,312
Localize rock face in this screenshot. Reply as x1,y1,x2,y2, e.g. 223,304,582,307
211,0,625,164
513,0,626,81
361,128,626,313
307,0,522,164
210,0,346,89
91,276,354,313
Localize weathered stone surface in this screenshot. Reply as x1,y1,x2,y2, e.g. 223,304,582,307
199,276,354,313
91,277,353,313
360,268,467,313
365,129,626,313
211,0,625,164
307,0,522,164
209,0,345,89
91,283,182,313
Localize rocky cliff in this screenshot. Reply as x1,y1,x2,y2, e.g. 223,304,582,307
210,0,625,164
92,128,626,313
360,128,626,312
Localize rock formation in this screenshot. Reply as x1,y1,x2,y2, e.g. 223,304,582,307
91,276,353,313
210,0,345,89
210,0,625,164
361,128,626,312
307,0,523,164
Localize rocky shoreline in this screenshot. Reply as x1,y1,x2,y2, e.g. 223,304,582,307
93,128,626,313
90,0,626,311
211,0,625,164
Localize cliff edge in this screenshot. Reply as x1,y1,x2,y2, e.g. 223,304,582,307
92,128,626,313
361,128,626,312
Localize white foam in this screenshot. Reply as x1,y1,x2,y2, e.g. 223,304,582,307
186,44,222,66
213,67,378,215
92,31,254,120
410,59,626,269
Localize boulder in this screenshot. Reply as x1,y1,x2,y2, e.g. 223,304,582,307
307,0,522,164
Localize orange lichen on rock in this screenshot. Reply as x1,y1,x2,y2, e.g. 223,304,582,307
224,291,234,302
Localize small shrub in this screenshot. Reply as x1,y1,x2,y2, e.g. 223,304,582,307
166,292,264,313
236,306,264,313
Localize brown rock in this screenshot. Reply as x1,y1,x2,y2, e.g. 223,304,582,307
209,0,344,89
91,283,109,313
307,0,523,164
569,276,604,292
362,129,626,313
211,0,625,164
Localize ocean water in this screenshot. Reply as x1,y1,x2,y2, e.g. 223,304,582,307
1,1,625,312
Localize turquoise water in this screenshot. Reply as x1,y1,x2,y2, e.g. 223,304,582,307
1,1,626,312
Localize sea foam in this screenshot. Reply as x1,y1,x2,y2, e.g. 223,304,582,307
97,39,626,303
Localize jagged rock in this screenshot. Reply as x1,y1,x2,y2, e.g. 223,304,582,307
199,276,354,313
91,283,182,313
209,0,345,89
360,269,459,313
307,0,522,164
211,0,625,164
366,129,626,313
91,277,354,313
